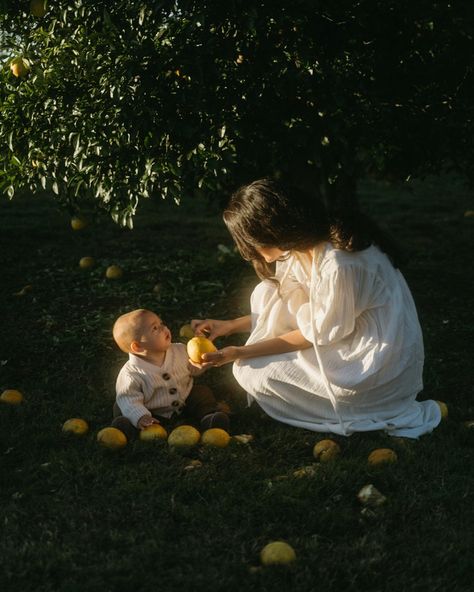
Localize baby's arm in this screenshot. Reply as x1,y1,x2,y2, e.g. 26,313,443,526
187,360,207,377
116,374,154,429
137,415,161,429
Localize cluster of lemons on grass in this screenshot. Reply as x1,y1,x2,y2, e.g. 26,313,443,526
97,424,231,449
0,387,455,566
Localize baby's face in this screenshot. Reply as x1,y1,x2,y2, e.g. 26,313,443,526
137,311,172,352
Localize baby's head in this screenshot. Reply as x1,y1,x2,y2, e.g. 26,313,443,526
112,309,171,355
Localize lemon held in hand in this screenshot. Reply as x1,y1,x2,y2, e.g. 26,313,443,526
97,427,127,450
260,541,296,566
139,424,168,441
1,389,24,405
187,336,217,363
62,418,89,436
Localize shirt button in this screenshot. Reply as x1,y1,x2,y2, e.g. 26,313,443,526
169,388,177,395
171,400,180,407
162,373,171,381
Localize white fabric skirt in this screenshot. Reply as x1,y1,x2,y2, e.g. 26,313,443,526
233,280,441,438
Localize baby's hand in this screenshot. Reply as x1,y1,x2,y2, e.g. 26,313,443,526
187,360,208,376
138,415,161,429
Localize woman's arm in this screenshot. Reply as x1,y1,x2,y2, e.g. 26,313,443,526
199,329,313,368
191,315,251,341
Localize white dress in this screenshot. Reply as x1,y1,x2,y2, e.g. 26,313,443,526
233,243,441,438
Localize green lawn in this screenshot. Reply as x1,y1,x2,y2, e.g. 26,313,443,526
0,176,473,592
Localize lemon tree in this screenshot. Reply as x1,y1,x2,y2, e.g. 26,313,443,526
1,1,472,225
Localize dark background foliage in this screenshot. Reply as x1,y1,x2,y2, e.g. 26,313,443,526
1,1,473,224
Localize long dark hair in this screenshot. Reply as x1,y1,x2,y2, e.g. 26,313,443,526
223,178,403,280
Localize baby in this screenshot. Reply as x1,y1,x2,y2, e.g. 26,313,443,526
111,308,229,440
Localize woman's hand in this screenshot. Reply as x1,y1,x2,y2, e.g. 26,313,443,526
190,318,233,341
188,346,240,370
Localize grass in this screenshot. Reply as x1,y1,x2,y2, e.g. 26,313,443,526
0,175,473,592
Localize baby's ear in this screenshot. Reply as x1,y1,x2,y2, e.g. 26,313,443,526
130,340,144,354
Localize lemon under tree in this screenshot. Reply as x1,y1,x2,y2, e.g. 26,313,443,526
0,1,472,225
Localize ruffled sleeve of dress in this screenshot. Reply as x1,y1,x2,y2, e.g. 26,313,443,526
296,255,384,346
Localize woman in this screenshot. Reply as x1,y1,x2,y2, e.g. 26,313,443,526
192,179,441,437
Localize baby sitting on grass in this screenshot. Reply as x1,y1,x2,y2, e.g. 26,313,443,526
111,308,229,441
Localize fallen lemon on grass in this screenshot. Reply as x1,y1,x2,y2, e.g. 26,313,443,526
62,418,89,436
313,439,341,462
435,400,448,420
1,389,24,405
139,424,168,441
368,448,398,466
201,428,231,448
70,216,87,230
79,256,95,269
260,541,296,566
97,427,127,450
187,336,217,363
179,324,195,341
168,425,201,448
105,265,123,280
30,0,46,17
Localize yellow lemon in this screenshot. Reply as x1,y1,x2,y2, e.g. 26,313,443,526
70,216,87,230
168,425,201,448
30,0,46,17
0,389,24,405
179,324,195,340
260,541,296,566
79,256,95,269
313,439,341,462
201,428,231,448
139,424,168,441
62,418,89,436
97,427,127,450
187,336,217,363
10,58,29,78
367,448,398,466
105,265,123,279
435,400,448,420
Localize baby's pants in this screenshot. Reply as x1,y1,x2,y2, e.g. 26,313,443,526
112,384,218,441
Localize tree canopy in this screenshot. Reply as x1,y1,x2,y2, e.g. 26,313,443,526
1,0,472,225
